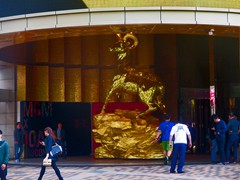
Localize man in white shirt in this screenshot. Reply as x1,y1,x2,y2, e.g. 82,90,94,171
169,121,192,173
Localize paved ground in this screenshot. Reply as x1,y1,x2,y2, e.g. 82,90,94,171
7,163,240,180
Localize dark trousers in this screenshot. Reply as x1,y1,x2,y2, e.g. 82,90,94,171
38,160,63,180
226,134,239,162
0,164,7,180
14,143,23,160
170,143,187,173
211,139,218,163
216,136,225,164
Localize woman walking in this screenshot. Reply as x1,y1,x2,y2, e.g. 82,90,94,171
38,127,63,180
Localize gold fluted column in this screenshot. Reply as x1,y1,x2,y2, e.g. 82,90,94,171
34,40,49,63
49,67,65,101
137,35,154,71
99,35,116,102
81,36,99,66
82,36,100,102
65,68,82,102
17,65,26,101
26,66,49,101
49,38,64,64
155,34,178,118
82,69,100,102
64,37,82,65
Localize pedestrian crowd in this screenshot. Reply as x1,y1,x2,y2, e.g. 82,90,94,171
210,113,240,165
155,112,240,174
0,113,240,179
1,122,67,180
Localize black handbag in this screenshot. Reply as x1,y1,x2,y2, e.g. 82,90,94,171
50,143,63,157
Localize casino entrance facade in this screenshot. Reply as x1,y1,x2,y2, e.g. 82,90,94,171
0,1,240,157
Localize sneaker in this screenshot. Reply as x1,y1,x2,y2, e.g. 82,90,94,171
170,171,176,173
166,156,169,163
217,162,225,165
178,171,185,173
164,157,168,165
225,162,230,164
15,159,19,163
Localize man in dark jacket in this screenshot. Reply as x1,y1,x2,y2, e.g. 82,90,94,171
212,114,227,165
14,122,24,162
0,130,10,180
226,113,239,163
210,115,218,164
56,122,67,158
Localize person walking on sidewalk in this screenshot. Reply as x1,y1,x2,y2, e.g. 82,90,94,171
169,121,192,173
14,122,24,162
38,127,63,180
0,130,10,180
212,114,227,165
226,112,239,163
154,114,174,165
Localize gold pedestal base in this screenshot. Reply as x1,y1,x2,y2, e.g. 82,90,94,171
93,109,164,159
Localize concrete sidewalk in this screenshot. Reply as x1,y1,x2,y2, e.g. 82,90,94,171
7,162,240,180
9,154,212,167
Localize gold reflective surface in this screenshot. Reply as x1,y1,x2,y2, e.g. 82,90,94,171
17,65,26,100
93,109,163,158
49,67,65,102
84,0,240,9
93,34,165,158
65,68,82,102
101,33,165,118
26,66,49,101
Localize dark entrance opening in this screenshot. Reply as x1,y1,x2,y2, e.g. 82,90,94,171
53,103,92,156
178,97,210,154
191,99,211,154
21,102,92,158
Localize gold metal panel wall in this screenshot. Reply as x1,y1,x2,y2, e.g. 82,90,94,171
82,69,99,102
155,34,178,119
34,40,49,63
26,66,49,101
17,34,162,103
65,68,82,102
136,35,154,69
17,65,26,101
64,37,82,65
49,67,65,101
100,69,115,102
81,36,99,66
84,0,240,9
99,35,116,66
49,38,64,64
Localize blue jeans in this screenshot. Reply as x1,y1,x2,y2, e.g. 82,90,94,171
211,139,218,162
0,164,7,180
170,143,187,173
226,134,239,162
216,136,225,164
14,143,23,160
